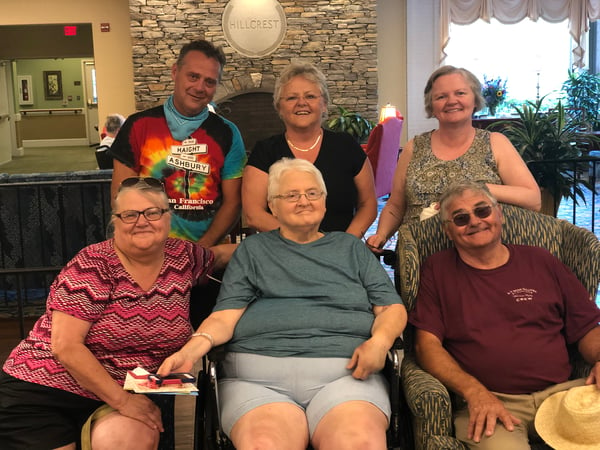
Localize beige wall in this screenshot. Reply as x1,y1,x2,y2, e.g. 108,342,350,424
2,0,415,143
377,0,407,145
1,0,136,125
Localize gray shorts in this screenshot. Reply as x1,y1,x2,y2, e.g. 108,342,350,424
217,352,391,437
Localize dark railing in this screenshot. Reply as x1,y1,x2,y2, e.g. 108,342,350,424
0,172,112,337
0,267,61,338
527,157,600,237
1,161,599,338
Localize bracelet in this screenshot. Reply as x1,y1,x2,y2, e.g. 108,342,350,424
191,331,214,347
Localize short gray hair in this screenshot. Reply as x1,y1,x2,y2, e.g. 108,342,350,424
113,181,169,213
104,114,125,133
439,181,498,222
423,65,485,118
273,62,330,112
267,158,327,201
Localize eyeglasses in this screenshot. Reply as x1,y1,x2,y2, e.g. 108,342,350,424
119,177,165,192
282,94,322,103
447,205,493,227
113,207,170,224
273,189,325,203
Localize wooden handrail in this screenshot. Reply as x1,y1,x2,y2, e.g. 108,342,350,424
19,108,84,116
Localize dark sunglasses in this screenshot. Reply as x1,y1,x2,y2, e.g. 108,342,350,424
448,205,493,227
119,177,164,191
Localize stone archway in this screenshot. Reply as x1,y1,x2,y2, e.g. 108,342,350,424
215,80,284,154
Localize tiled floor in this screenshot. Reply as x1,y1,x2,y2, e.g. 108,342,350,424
556,184,600,239
0,145,97,174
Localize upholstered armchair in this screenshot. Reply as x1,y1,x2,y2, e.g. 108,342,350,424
396,204,600,450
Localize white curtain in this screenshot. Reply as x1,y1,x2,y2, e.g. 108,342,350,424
441,0,600,67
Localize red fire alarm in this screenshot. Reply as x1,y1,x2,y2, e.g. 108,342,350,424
100,23,110,32
64,25,77,36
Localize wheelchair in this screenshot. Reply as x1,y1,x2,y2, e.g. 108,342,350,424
192,338,411,450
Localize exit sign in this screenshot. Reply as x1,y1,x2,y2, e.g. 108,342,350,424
64,26,77,36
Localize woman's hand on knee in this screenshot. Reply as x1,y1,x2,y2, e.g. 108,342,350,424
118,393,164,432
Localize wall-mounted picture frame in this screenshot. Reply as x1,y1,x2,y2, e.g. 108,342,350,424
17,75,34,105
43,70,63,100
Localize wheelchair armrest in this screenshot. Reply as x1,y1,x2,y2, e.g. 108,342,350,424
195,346,232,450
385,336,409,448
206,345,227,363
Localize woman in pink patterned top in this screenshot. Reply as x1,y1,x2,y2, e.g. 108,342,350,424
0,178,229,450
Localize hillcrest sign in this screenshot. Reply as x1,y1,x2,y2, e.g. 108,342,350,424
222,0,287,58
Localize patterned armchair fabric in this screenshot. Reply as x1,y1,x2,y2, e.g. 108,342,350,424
396,204,600,450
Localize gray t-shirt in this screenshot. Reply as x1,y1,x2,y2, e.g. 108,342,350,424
214,230,402,358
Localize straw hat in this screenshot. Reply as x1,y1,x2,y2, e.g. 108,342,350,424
535,385,600,449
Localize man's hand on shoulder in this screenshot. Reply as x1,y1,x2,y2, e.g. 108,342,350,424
464,386,521,443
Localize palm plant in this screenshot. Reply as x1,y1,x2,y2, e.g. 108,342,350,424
326,106,375,143
498,97,598,215
562,69,600,131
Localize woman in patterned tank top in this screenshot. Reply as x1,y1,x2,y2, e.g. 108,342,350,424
366,65,540,253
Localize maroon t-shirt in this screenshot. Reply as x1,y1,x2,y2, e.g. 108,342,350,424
410,244,600,394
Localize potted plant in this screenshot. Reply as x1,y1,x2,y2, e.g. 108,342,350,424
327,106,375,143
498,96,598,216
561,69,600,131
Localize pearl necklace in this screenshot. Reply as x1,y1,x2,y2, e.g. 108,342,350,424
286,131,322,152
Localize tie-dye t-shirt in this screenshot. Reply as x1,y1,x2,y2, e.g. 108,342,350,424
110,106,247,241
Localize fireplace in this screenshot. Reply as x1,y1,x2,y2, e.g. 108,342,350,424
216,91,285,154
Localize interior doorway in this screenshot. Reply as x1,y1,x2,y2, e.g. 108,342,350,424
82,60,99,146
0,60,17,165
0,24,96,166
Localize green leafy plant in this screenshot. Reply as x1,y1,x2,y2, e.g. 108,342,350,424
326,106,375,143
498,96,598,215
562,69,600,131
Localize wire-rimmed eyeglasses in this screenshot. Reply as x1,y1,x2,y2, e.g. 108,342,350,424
113,207,170,224
282,93,322,104
273,189,325,203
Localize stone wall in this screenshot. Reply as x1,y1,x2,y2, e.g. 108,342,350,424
128,0,378,121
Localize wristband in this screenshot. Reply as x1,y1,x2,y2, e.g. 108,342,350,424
191,331,214,347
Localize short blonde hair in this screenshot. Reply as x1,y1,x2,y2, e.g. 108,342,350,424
273,62,330,112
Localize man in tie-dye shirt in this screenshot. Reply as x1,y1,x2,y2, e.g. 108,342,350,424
110,39,247,247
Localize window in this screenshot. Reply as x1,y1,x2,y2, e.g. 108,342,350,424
91,67,98,104
445,18,576,114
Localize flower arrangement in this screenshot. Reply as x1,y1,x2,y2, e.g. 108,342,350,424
482,75,507,116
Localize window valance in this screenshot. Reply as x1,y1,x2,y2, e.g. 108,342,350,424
441,0,600,67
